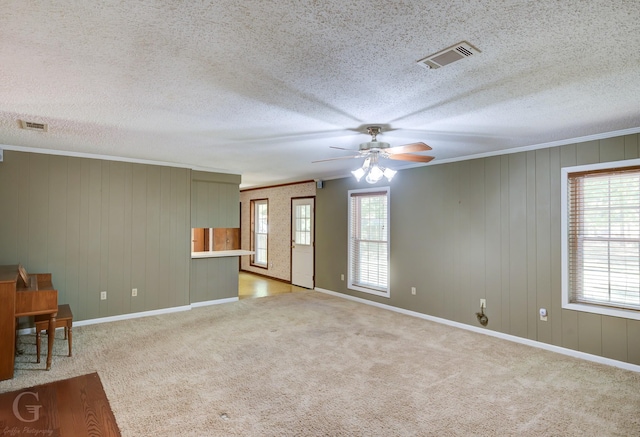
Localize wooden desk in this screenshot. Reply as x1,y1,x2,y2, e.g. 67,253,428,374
0,265,58,381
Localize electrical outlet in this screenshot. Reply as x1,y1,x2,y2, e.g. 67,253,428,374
480,298,486,309
341,274,344,281
539,308,548,321
132,288,138,297
100,291,107,300
411,287,416,295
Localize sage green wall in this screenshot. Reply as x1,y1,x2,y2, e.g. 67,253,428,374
0,151,191,322
316,134,640,366
191,171,241,228
189,171,241,302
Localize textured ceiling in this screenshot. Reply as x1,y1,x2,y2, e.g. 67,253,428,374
1,1,639,187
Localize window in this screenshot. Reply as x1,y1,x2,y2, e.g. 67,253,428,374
348,187,390,298
562,161,640,320
294,204,311,245
251,199,268,267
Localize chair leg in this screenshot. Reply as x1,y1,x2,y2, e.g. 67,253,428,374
67,324,72,357
36,329,41,364
67,321,73,356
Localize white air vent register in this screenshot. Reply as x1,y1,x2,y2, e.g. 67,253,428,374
19,120,48,132
417,41,480,70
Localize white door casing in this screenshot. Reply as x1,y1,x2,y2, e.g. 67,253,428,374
291,198,314,289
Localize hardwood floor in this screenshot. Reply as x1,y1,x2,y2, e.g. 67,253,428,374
239,271,307,299
0,372,121,436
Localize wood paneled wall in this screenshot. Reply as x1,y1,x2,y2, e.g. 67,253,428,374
0,151,191,322
316,134,640,365
189,171,241,302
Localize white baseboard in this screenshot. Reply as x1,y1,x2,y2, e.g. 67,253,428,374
191,297,238,308
17,297,239,334
315,287,640,373
74,305,192,327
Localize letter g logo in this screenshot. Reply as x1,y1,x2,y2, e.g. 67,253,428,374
12,391,42,423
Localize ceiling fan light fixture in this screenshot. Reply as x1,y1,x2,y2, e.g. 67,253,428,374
383,168,397,181
351,167,366,182
366,164,384,184
353,153,395,184
317,125,433,183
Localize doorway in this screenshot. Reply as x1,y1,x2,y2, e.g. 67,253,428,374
291,197,315,288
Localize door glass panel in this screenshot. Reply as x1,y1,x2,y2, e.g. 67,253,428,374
295,205,311,245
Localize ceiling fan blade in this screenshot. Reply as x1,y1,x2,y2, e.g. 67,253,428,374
386,142,432,154
388,154,435,163
330,146,358,151
312,155,361,163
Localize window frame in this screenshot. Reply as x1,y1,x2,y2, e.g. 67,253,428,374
348,186,390,298
250,198,269,268
561,159,640,321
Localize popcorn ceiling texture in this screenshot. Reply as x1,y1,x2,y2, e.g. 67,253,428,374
240,182,316,281
1,1,639,187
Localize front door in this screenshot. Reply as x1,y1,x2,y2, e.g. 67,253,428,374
291,197,314,289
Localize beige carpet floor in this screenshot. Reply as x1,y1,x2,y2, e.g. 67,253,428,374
1,291,639,436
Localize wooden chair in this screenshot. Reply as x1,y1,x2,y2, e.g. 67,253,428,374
34,303,73,364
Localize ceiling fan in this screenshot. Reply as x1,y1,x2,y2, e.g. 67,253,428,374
313,126,434,183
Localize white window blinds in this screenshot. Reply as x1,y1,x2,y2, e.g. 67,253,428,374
568,167,640,311
349,189,389,295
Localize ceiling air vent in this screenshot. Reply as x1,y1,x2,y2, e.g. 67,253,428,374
19,120,48,132
417,41,480,70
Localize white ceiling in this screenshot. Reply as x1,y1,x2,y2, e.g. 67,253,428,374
1,1,639,188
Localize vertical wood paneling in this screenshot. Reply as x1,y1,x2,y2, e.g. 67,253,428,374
576,140,599,165
145,166,161,310
226,183,240,227
425,166,451,317
599,136,625,162
500,156,510,333
107,162,126,316
178,169,190,306
131,167,148,314
0,152,20,264
122,163,133,313
0,152,192,322
47,156,69,302
190,259,208,302
601,316,627,362
457,161,470,324
484,157,502,331
159,167,172,309
86,160,103,321
509,153,528,338
535,149,552,344
29,155,49,270
549,147,563,346
99,162,110,318
16,153,30,266
65,158,82,316
578,312,602,356
559,144,579,350
77,160,91,321
314,133,640,367
193,181,207,228
447,163,461,322
169,169,181,307
466,160,485,326
209,182,221,226
628,320,640,365
624,134,639,159
526,151,537,340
